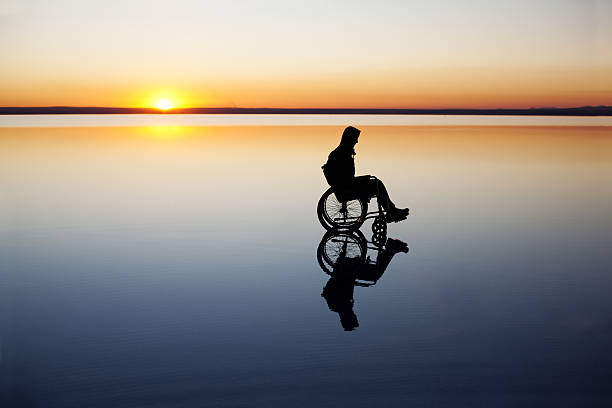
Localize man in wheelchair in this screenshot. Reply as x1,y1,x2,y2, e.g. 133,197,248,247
322,126,409,223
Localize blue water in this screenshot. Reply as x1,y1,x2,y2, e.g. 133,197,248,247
1,119,611,407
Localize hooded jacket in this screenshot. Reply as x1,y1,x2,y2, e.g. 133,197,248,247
322,126,359,187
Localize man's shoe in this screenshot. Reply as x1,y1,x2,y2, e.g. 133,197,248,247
386,208,409,223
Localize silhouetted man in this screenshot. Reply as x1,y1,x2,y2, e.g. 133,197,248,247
322,126,409,222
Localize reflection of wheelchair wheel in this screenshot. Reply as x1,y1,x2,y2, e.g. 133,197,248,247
317,230,367,275
317,187,368,231
371,231,387,248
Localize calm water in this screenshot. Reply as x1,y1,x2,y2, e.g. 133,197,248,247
1,116,611,407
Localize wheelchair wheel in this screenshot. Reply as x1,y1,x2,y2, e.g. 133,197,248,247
317,230,367,275
317,188,368,231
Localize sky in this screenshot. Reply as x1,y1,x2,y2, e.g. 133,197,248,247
1,0,611,108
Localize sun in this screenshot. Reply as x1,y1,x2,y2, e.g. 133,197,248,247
155,99,174,110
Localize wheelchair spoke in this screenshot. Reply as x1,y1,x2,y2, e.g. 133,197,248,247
318,188,367,230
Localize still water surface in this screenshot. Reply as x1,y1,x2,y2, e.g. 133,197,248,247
1,116,611,406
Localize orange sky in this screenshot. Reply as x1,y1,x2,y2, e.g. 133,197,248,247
1,1,611,108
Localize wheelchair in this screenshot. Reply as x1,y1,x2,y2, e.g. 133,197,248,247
317,176,388,236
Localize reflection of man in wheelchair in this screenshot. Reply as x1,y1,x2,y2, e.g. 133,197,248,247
317,230,408,331
318,126,409,232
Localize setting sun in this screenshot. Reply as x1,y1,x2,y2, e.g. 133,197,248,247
155,99,174,110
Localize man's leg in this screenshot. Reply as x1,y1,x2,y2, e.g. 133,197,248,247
370,177,396,212
367,176,409,222
353,176,408,222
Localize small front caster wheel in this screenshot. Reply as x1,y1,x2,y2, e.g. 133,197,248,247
372,216,387,236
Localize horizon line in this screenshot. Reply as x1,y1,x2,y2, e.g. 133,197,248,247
1,105,611,116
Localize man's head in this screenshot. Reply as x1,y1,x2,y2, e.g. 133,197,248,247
340,126,360,147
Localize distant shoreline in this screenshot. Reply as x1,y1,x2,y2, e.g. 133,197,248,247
1,106,611,116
